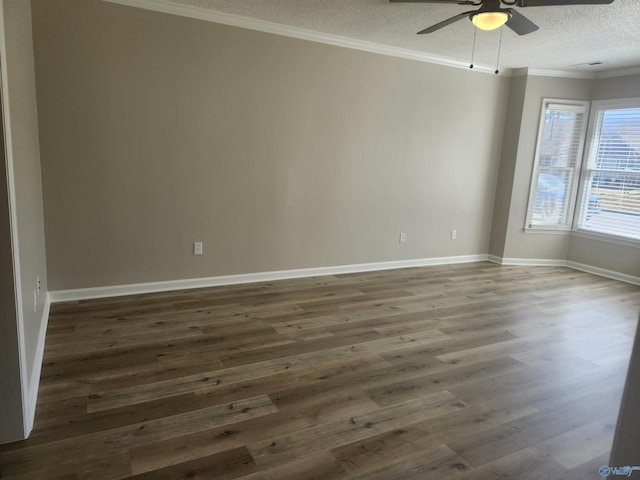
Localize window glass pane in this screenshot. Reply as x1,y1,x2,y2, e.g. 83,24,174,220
532,170,568,225
539,110,582,168
578,106,640,240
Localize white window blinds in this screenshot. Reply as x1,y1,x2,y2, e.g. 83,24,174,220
577,102,640,241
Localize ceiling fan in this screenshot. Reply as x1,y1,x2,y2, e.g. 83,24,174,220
390,0,615,36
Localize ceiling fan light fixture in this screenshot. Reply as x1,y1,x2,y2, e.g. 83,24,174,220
471,11,510,31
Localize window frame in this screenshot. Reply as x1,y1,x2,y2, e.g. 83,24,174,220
574,97,640,244
524,98,590,232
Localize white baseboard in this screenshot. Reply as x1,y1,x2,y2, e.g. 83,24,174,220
487,254,502,265
489,256,567,267
49,254,640,303
567,261,640,287
24,293,50,435
49,254,489,303
489,255,640,286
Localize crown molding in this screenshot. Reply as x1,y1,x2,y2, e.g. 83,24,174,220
102,0,509,76
594,66,640,79
513,67,594,79
512,65,640,80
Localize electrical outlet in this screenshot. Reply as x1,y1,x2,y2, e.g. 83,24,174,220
194,242,203,256
451,229,457,240
36,275,41,295
399,232,407,244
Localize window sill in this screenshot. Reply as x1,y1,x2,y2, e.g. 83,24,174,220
523,227,639,247
523,227,571,235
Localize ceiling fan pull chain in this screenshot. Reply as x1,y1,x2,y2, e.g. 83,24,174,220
470,27,477,69
495,26,504,74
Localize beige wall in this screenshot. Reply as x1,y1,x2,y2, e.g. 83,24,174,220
566,73,640,277
569,236,640,277
501,74,593,261
592,73,640,101
0,0,47,442
488,74,525,258
32,0,508,291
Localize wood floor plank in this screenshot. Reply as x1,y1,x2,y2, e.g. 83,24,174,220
451,446,569,480
364,356,526,407
234,452,347,480
343,443,468,480
248,390,466,468
1,262,638,480
87,329,450,412
0,396,276,478
128,383,380,476
434,332,572,368
535,414,618,470
446,391,618,468
127,446,258,480
330,421,449,475
6,452,133,480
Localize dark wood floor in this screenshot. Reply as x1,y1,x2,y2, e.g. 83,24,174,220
1,262,639,479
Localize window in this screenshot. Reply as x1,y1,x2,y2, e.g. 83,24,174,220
576,100,640,241
526,100,589,230
526,97,640,243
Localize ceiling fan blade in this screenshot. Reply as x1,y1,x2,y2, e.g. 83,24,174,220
505,9,539,35
516,0,613,6
418,10,475,34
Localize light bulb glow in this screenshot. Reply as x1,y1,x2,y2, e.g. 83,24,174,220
471,11,509,31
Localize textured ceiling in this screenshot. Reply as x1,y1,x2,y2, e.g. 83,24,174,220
159,0,640,73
